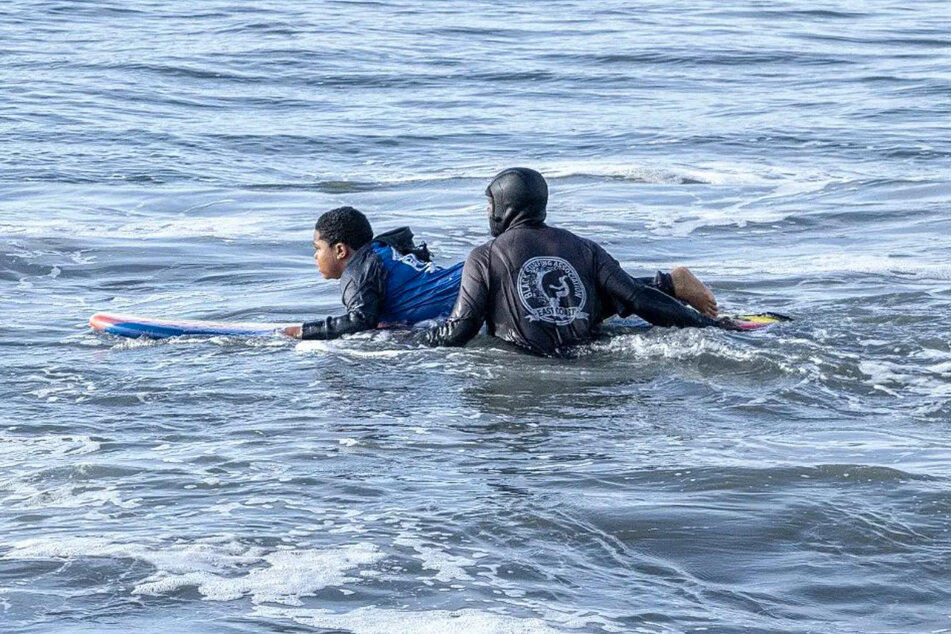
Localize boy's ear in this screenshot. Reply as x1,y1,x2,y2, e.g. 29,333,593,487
334,242,351,259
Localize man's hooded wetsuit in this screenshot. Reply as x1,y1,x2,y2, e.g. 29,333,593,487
301,228,464,340
427,167,721,356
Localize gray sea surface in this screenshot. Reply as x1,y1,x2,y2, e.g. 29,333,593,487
2,1,950,632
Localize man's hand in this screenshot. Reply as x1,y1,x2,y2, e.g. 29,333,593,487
281,325,303,338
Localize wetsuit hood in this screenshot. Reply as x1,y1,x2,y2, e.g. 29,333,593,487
486,167,548,237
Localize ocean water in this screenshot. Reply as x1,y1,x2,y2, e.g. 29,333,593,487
2,1,950,632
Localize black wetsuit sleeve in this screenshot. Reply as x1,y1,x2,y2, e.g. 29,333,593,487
426,245,490,347
596,246,715,328
636,271,676,297
301,250,386,340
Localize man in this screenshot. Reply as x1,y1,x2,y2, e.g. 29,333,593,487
284,201,721,342
426,167,734,356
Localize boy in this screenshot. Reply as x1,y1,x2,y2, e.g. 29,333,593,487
283,206,463,339
284,205,719,341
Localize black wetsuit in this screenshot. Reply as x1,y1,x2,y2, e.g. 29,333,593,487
427,167,720,356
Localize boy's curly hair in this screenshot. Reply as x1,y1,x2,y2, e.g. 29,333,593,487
315,206,373,249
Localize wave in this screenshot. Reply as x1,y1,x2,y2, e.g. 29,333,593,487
253,605,571,634
2,536,383,606
714,253,951,281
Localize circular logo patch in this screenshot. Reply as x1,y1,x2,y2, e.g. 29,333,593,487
516,257,588,325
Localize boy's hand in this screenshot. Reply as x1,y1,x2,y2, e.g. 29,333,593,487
281,325,303,338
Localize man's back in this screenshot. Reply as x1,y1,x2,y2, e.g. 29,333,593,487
470,224,610,354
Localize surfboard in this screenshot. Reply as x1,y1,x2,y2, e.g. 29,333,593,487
729,312,792,330
89,312,291,339
89,311,791,339
612,312,791,331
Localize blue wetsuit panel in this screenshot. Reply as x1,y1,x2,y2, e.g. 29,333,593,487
372,243,463,325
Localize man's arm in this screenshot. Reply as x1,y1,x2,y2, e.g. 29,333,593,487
629,268,718,318
426,245,491,347
631,271,675,296
596,245,718,329
286,251,387,340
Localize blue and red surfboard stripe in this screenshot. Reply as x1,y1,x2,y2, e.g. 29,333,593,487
89,313,285,338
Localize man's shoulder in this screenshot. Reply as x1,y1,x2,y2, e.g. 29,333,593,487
539,225,601,253
466,239,495,259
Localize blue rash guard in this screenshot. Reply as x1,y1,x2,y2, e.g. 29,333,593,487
301,239,463,340
375,243,463,326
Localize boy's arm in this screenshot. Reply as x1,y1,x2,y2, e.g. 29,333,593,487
286,251,387,340
425,245,490,347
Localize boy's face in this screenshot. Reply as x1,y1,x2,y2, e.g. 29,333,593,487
313,231,349,279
